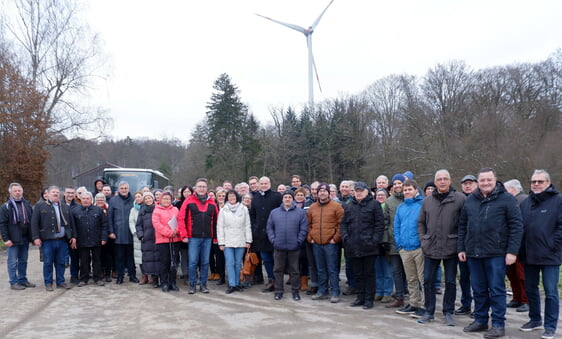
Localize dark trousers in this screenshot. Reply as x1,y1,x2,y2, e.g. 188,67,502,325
423,257,457,315
525,264,560,331
305,242,318,286
506,260,528,303
390,254,407,298
69,246,79,279
458,260,472,308
158,242,180,286
468,257,507,328
273,249,300,292
350,255,376,303
79,246,102,282
101,239,115,276
115,244,136,278
210,243,225,277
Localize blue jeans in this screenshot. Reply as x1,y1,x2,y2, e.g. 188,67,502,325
188,238,212,286
375,255,393,296
260,251,274,280
424,257,457,315
524,264,560,331
313,243,340,296
467,257,507,328
7,239,30,285
42,239,68,286
458,260,472,308
224,247,246,287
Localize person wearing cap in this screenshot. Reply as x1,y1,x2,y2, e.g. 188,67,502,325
307,183,344,302
394,179,425,318
384,173,408,308
341,182,385,310
458,168,523,338
417,169,466,325
135,191,160,288
455,174,478,316
461,175,478,196
266,190,308,301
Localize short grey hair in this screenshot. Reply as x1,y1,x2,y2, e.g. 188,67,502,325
95,193,106,201
434,169,451,180
8,183,23,193
532,169,551,182
504,179,523,193
376,175,389,183
118,181,129,188
81,191,93,200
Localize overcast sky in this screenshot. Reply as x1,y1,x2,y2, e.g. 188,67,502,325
86,0,561,143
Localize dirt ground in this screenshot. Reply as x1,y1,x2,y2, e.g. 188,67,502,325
0,247,557,338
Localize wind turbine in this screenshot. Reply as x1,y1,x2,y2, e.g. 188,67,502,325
256,0,334,110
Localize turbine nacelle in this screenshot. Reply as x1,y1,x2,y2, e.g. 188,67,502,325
256,0,334,109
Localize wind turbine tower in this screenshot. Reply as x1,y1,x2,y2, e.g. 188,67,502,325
256,0,334,110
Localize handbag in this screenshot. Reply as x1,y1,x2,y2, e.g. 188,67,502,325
241,248,259,276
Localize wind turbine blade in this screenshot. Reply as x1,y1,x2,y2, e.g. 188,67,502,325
255,13,306,34
310,0,335,30
309,42,323,93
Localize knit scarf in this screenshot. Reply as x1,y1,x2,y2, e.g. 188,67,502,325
9,198,28,224
226,202,240,213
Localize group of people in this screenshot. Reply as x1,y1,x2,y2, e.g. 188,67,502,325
1,169,560,339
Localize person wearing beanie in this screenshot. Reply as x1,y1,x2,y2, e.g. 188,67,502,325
267,189,308,301
403,171,414,180
424,181,436,196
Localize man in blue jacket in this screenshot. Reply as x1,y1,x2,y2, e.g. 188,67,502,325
518,169,562,339
266,190,308,301
458,168,523,338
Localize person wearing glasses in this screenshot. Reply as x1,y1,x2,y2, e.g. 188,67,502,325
518,170,562,339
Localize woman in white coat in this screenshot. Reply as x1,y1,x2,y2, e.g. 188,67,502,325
217,190,252,294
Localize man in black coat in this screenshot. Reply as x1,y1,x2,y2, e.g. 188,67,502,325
72,191,108,286
458,168,523,338
518,169,562,339
31,186,77,291
249,176,282,292
340,182,384,310
0,183,35,290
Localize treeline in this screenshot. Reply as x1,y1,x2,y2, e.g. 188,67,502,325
45,52,562,194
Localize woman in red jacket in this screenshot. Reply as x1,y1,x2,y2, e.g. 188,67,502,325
152,192,181,292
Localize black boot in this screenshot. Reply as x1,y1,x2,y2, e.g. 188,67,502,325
169,271,179,291
216,275,226,285
152,276,160,288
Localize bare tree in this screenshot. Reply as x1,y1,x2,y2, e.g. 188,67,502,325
3,0,109,138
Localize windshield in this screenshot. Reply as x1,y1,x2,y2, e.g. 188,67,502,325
104,171,152,193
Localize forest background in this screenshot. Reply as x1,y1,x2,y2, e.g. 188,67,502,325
0,1,561,202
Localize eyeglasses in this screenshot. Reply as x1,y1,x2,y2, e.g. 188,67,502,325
531,180,546,185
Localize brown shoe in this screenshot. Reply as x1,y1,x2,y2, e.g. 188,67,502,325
45,284,54,292
385,297,404,308
300,276,309,291
139,274,148,285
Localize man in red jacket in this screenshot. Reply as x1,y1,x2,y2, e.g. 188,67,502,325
178,178,218,294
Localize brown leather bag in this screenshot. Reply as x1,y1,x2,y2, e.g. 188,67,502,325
241,248,259,276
